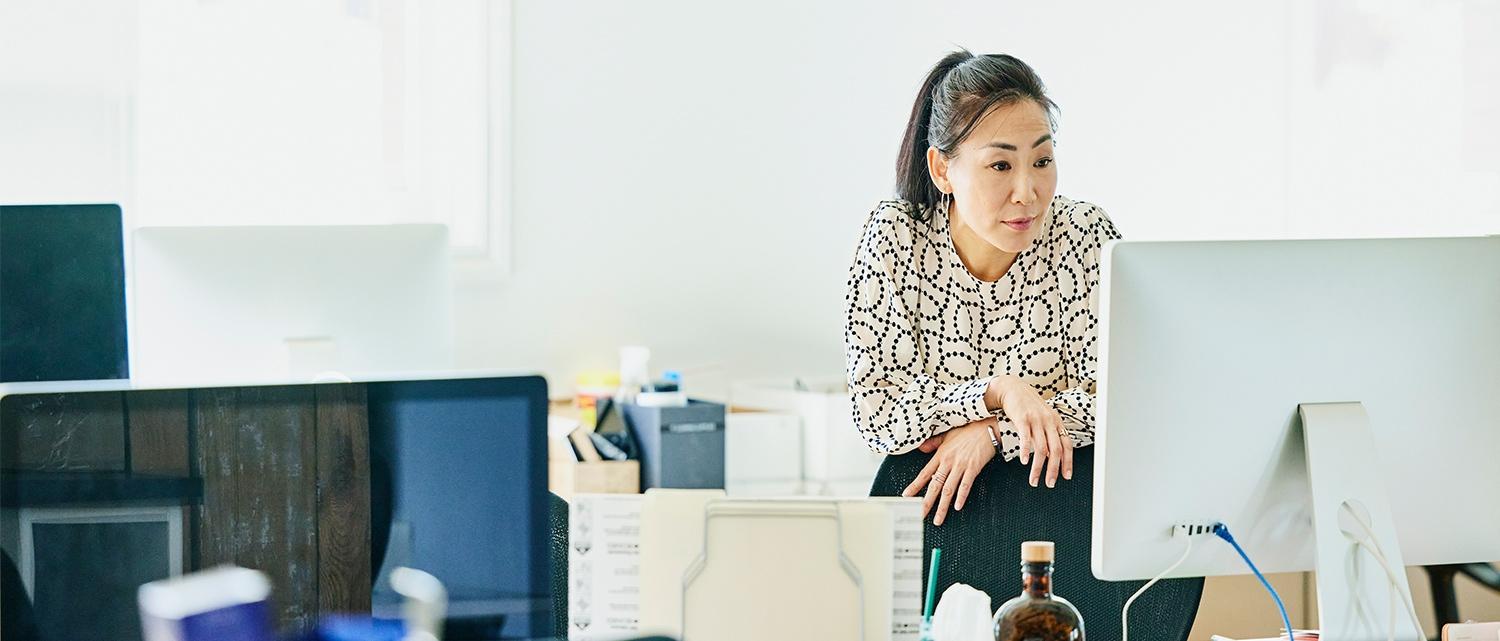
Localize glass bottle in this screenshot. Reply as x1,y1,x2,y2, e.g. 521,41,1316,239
993,541,1084,641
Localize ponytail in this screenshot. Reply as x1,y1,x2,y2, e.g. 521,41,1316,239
895,50,974,218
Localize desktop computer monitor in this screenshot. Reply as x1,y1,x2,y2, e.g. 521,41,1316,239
0,204,129,382
130,224,454,386
1092,236,1500,639
0,371,550,640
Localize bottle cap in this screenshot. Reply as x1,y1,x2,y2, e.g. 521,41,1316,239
1021,541,1055,563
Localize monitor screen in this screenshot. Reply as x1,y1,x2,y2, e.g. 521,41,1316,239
0,204,128,382
0,374,549,640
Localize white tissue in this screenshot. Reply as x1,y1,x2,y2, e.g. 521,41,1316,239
931,582,994,641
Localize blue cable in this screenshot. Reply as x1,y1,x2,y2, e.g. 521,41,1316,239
1213,524,1295,641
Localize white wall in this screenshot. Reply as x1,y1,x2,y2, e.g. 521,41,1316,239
0,0,134,207
463,0,1500,398
0,0,493,239
4,0,1498,398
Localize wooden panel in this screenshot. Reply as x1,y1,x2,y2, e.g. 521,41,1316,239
0,392,125,471
194,389,237,573
0,385,376,633
315,383,371,614
194,386,319,633
182,506,195,573
125,389,191,476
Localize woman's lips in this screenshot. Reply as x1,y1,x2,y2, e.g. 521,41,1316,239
1003,217,1035,231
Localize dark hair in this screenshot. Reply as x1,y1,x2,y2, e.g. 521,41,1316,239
895,50,1059,219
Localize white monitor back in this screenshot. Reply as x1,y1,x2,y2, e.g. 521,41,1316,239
131,224,453,386
1092,236,1500,581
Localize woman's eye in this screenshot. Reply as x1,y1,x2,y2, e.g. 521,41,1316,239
990,161,1011,171
1035,157,1054,168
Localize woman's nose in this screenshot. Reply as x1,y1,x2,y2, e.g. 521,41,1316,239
1011,172,1037,206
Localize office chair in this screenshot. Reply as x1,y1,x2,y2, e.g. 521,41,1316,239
870,446,1204,640
550,492,570,638
1425,563,1500,630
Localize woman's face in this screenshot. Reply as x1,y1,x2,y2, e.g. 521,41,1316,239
929,99,1058,254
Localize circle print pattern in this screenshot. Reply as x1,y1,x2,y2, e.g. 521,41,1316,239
844,194,1121,457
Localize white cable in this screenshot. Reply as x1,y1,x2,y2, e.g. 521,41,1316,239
1387,573,1397,641
1345,543,1380,637
1358,534,1423,640
1343,539,1396,641
1347,536,1408,641
1123,534,1193,641
1354,536,1424,640
1343,510,1425,641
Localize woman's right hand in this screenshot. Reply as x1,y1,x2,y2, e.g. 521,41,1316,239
987,375,1074,488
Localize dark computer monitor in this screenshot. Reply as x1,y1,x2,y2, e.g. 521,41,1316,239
370,375,551,639
0,372,550,640
0,204,129,382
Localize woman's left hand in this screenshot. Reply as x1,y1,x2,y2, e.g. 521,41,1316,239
902,418,997,526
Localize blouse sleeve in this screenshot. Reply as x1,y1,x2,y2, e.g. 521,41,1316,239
845,205,996,455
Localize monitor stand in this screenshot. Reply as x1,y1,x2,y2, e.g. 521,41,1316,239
1300,402,1423,640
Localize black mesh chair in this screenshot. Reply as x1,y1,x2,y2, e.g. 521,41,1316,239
549,492,571,639
1425,563,1500,631
870,446,1204,640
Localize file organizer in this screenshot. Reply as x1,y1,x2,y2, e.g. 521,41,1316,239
570,490,922,641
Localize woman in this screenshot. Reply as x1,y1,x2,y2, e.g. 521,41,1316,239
846,50,1120,526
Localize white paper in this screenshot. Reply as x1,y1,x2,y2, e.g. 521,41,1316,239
891,501,925,641
568,494,642,640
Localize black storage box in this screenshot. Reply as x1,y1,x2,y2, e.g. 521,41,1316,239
621,399,725,489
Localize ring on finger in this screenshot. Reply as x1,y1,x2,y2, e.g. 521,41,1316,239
931,471,948,486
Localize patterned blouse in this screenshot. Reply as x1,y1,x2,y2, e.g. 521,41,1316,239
844,195,1121,457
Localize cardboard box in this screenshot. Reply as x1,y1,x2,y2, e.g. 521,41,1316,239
549,460,640,500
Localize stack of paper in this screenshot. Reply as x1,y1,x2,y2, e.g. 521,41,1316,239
566,494,645,639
